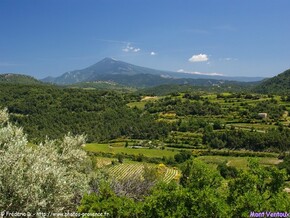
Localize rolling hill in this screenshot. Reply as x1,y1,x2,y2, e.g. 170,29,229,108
0,73,42,85
253,69,290,95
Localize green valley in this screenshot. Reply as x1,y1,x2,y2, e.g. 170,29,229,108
1,70,290,217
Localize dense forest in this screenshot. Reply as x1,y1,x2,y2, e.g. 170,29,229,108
0,84,169,142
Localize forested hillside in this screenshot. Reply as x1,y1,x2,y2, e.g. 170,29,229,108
0,84,168,142
254,69,290,94
0,73,42,84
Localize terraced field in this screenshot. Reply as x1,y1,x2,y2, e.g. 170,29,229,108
108,162,179,183
95,157,115,168
162,166,180,183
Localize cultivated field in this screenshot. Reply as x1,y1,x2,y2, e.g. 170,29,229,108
197,156,282,169
108,162,180,183
85,143,179,158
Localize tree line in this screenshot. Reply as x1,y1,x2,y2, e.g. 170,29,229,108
203,125,290,152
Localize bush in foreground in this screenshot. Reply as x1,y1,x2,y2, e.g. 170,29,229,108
0,108,91,213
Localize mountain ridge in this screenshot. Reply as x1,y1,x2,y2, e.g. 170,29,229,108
42,58,265,86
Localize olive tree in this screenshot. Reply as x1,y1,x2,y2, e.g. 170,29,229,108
0,108,91,213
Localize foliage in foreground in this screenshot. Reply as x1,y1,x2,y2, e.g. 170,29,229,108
0,108,92,212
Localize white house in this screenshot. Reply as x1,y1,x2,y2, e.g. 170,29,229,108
258,113,267,119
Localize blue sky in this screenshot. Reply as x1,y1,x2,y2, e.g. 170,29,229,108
0,0,290,79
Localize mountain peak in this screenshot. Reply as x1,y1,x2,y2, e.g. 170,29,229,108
100,57,118,63
41,58,265,85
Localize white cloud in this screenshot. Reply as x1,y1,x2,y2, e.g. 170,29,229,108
122,48,130,52
188,54,209,62
150,51,156,56
177,69,186,73
122,44,141,53
177,69,223,76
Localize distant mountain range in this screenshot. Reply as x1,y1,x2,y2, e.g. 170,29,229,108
41,58,264,87
253,69,290,95
1,59,288,94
